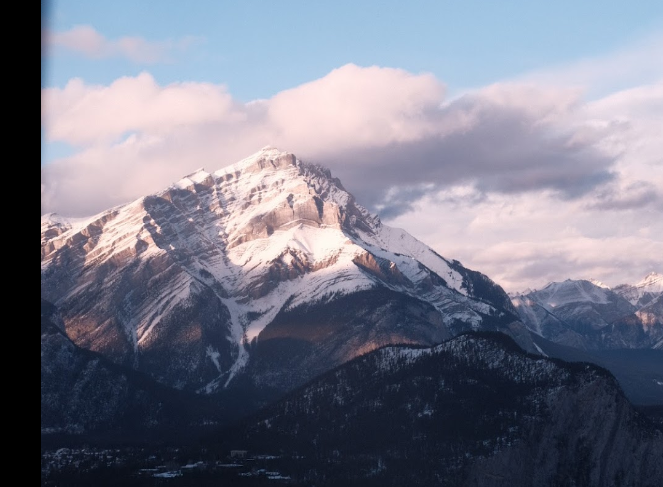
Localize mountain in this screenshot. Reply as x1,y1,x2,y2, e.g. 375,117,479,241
511,278,662,350
41,147,529,399
40,147,663,485
213,332,663,487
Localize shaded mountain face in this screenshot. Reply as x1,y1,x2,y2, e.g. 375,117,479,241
41,147,527,395
511,278,662,350
215,333,663,487
41,299,219,439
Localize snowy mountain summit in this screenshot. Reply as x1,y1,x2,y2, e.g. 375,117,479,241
613,272,663,306
41,147,527,394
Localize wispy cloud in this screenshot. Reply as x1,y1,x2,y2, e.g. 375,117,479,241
47,25,198,64
584,180,662,211
515,31,663,98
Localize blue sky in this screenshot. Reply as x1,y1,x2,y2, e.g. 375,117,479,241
43,0,662,99
41,0,663,290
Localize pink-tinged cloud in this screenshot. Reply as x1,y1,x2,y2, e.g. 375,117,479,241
470,236,663,292
267,64,445,151
49,25,197,64
42,72,240,145
41,65,647,217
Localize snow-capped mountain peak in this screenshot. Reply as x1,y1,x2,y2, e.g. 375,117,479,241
635,272,663,292
41,148,524,394
587,278,609,289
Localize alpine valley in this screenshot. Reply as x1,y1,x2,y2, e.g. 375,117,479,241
41,148,663,486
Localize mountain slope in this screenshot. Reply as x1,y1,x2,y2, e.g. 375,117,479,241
215,332,663,486
41,147,529,395
41,299,220,440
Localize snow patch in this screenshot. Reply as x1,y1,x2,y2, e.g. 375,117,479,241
220,298,249,388
153,471,182,478
173,169,211,189
588,278,610,289
137,275,193,345
206,346,222,373
533,342,548,357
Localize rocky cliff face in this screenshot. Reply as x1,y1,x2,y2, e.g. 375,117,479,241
511,278,662,350
41,147,527,395
217,332,663,486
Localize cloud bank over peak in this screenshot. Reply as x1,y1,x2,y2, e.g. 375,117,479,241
41,65,627,214
41,62,663,291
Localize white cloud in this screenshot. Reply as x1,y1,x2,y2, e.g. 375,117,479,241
42,72,240,145
47,25,197,64
267,64,445,151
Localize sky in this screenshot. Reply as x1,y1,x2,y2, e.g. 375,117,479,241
41,0,663,292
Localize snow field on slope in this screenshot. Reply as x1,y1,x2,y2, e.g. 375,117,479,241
227,224,354,269
361,224,467,295
226,225,376,341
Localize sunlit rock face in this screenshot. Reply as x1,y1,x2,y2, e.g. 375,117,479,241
511,278,663,350
42,147,526,394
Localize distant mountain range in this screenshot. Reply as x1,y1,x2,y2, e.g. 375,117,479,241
511,273,662,350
